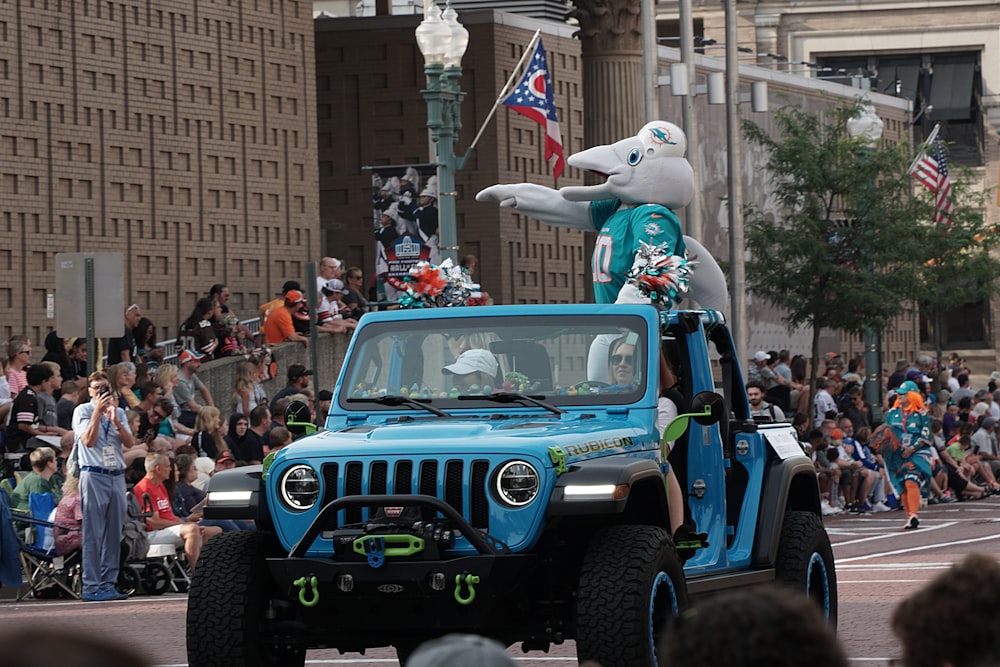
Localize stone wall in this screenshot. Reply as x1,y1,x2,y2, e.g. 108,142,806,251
198,331,351,422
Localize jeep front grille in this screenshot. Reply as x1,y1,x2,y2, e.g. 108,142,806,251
320,459,491,530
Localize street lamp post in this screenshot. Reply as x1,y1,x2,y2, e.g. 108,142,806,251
416,2,468,266
846,101,884,418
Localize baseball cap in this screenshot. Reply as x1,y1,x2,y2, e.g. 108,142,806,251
897,380,919,395
178,349,206,365
318,389,333,401
284,289,306,304
982,417,997,430
442,349,499,377
753,351,770,363
277,280,301,295
216,451,236,465
407,634,516,667
322,278,344,294
287,364,313,381
829,429,844,440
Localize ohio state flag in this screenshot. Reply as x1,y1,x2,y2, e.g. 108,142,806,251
502,39,565,184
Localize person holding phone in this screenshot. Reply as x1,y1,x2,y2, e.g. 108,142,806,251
73,371,135,601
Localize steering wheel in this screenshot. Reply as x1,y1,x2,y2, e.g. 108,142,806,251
568,381,611,394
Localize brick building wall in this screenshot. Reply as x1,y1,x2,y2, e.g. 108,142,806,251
0,0,319,347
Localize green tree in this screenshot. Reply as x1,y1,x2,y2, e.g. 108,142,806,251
742,104,928,396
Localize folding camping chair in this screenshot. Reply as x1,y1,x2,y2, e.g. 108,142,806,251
13,492,82,600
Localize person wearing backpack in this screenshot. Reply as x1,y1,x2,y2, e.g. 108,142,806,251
747,380,786,422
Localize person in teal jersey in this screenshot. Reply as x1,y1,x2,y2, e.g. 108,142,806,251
589,200,686,304
477,120,728,313
875,380,932,530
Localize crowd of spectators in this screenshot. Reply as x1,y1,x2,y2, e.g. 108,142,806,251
749,350,1000,523
0,256,360,599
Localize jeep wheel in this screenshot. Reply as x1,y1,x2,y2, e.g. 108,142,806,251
775,510,838,627
186,531,305,667
576,525,687,667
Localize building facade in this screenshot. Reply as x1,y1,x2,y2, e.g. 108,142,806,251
315,8,908,362
0,0,319,346
653,0,1000,369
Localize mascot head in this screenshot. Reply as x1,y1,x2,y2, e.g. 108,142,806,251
559,121,694,209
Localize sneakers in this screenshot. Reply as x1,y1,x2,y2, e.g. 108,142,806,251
821,501,842,516
82,588,128,602
82,589,117,602
903,514,920,530
928,496,940,505
938,494,958,504
872,501,892,512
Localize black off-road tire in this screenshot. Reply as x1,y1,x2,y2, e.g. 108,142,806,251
576,525,688,667
775,510,838,628
186,531,305,667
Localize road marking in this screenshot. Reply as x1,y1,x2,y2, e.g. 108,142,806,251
838,579,937,583
830,521,956,547
836,531,1000,563
0,596,188,609
836,562,953,570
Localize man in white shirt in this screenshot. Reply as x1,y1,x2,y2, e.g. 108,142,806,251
813,378,838,428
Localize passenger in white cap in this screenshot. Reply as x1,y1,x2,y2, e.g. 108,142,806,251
442,349,499,394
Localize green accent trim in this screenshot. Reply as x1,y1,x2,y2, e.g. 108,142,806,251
287,420,318,437
661,406,714,444
261,451,275,479
352,534,426,558
548,446,568,475
454,573,480,605
293,575,320,607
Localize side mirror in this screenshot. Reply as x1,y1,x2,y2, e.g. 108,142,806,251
285,400,316,439
661,391,725,443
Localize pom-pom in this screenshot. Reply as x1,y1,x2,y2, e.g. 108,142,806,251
398,259,481,308
624,241,697,306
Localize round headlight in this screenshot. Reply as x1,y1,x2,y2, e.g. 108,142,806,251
495,460,540,507
279,464,320,511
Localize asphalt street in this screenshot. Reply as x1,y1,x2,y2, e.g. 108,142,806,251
1,496,997,666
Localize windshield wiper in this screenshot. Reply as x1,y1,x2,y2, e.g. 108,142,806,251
459,392,565,415
347,396,451,418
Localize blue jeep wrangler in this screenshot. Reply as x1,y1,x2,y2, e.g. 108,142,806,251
186,304,836,667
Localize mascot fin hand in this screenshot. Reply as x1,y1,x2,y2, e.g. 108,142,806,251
476,183,591,231
614,283,651,305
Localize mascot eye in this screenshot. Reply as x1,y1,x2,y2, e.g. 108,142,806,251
627,148,643,166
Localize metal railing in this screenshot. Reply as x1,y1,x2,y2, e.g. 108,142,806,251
154,317,261,365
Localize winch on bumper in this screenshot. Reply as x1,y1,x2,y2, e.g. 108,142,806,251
266,494,538,628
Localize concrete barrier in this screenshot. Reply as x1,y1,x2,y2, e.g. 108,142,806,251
197,332,351,422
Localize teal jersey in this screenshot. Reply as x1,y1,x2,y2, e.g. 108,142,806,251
589,200,685,304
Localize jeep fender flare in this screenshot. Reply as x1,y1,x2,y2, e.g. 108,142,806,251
203,465,270,527
547,458,668,522
752,457,821,567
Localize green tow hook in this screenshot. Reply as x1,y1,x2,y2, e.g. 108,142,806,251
293,575,320,608
453,573,480,605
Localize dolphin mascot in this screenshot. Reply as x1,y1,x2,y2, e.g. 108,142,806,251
476,120,727,314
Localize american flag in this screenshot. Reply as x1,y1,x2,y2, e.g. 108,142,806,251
910,138,954,225
502,39,565,184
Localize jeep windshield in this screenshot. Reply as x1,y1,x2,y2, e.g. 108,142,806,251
338,313,650,411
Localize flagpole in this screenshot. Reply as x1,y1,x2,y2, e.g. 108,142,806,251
458,29,542,168
908,122,941,174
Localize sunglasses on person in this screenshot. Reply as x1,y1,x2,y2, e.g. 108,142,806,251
611,354,634,366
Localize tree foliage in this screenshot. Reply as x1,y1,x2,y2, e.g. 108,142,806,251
909,172,1000,362
741,103,1000,393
